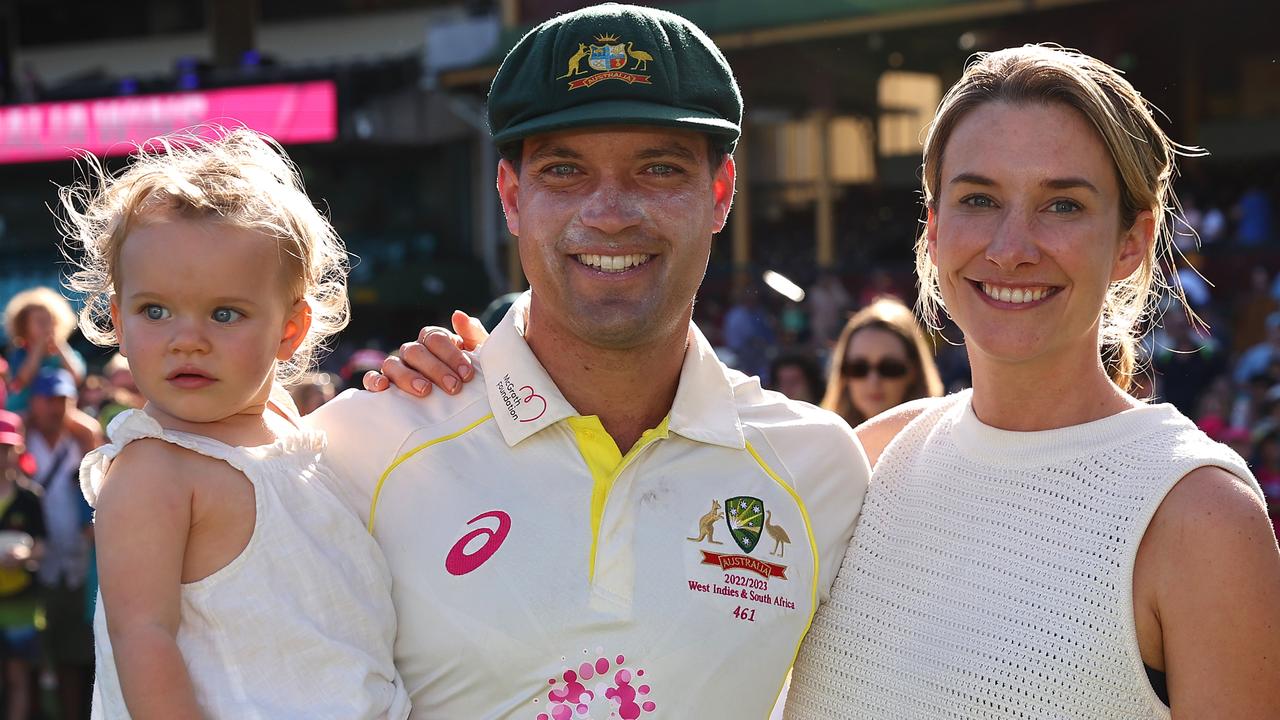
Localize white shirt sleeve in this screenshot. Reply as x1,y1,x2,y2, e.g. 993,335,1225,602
306,388,418,526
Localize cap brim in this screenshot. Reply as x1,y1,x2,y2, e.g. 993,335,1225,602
493,99,739,149
0,432,23,446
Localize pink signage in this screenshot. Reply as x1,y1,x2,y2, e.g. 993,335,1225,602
0,80,337,164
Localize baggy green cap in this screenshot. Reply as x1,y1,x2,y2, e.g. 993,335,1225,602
487,3,742,153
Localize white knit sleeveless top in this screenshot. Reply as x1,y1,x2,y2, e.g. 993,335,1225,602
786,390,1260,719
81,410,411,720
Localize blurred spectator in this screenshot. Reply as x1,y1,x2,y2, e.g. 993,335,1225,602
0,357,7,410
340,348,388,391
1175,193,1203,253
3,288,86,415
97,353,143,431
25,369,96,720
768,353,825,405
807,272,851,347
0,410,45,720
77,374,110,419
1252,430,1280,539
722,287,775,381
1150,311,1225,416
1199,202,1227,245
1234,311,1280,386
820,296,943,427
1174,253,1211,310
290,372,338,416
1232,267,1278,355
1235,185,1274,247
1192,375,1234,440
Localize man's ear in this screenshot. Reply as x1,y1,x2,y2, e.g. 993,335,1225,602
711,155,736,233
276,300,312,361
1113,209,1155,282
497,159,521,237
109,297,126,357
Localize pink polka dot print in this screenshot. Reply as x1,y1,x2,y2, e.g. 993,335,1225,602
536,650,655,719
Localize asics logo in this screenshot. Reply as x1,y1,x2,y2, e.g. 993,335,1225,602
444,510,512,576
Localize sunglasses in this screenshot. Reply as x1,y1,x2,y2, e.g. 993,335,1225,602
842,357,910,379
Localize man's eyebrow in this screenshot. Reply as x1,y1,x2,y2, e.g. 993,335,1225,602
635,143,700,163
525,144,584,164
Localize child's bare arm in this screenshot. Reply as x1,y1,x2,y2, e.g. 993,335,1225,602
94,439,203,718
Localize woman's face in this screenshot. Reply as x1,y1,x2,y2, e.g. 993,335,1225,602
844,327,916,420
926,101,1150,375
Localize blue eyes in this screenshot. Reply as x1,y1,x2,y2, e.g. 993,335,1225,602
212,308,243,323
958,196,1082,213
140,305,243,323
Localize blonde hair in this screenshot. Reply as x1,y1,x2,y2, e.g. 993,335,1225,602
62,127,350,385
821,295,944,426
3,286,78,344
915,45,1198,392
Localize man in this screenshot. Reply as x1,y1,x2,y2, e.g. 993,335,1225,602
313,5,869,717
25,368,98,720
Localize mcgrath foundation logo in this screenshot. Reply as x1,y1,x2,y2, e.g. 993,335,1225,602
558,33,654,90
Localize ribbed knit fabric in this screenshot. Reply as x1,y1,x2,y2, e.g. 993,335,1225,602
786,390,1261,719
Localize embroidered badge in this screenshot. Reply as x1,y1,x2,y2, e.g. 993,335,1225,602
763,510,791,558
559,34,654,90
725,495,763,553
685,500,724,545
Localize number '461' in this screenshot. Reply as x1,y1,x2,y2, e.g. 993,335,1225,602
733,605,756,622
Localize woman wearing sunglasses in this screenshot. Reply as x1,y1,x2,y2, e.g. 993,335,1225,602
820,296,944,428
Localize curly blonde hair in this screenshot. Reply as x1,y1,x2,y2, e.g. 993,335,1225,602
62,127,350,385
915,45,1199,392
3,286,78,344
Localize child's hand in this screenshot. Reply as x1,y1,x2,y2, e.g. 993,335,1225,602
365,310,487,396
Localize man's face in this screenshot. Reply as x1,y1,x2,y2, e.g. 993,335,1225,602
498,126,734,350
28,394,69,434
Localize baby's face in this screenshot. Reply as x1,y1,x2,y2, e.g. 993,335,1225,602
111,217,304,426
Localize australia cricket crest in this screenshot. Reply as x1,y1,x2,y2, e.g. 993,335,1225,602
559,33,654,90
589,42,627,71
725,496,764,553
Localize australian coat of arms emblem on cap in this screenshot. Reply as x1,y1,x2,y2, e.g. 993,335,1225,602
558,33,654,90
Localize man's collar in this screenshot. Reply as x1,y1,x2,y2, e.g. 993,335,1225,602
478,292,745,449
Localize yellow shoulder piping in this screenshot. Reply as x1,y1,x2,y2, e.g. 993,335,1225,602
367,414,495,533
744,440,821,713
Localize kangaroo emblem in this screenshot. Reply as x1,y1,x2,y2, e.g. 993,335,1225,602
687,500,724,544
558,43,590,79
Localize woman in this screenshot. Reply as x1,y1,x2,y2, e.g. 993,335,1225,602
784,45,1279,717
820,296,944,426
370,45,1280,717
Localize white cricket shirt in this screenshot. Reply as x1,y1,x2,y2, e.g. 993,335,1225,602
311,295,869,719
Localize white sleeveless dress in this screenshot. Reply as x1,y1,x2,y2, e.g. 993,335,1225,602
81,409,411,720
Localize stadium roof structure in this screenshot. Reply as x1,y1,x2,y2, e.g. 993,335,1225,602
437,0,1111,88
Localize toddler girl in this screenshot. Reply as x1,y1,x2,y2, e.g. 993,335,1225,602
64,129,410,719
